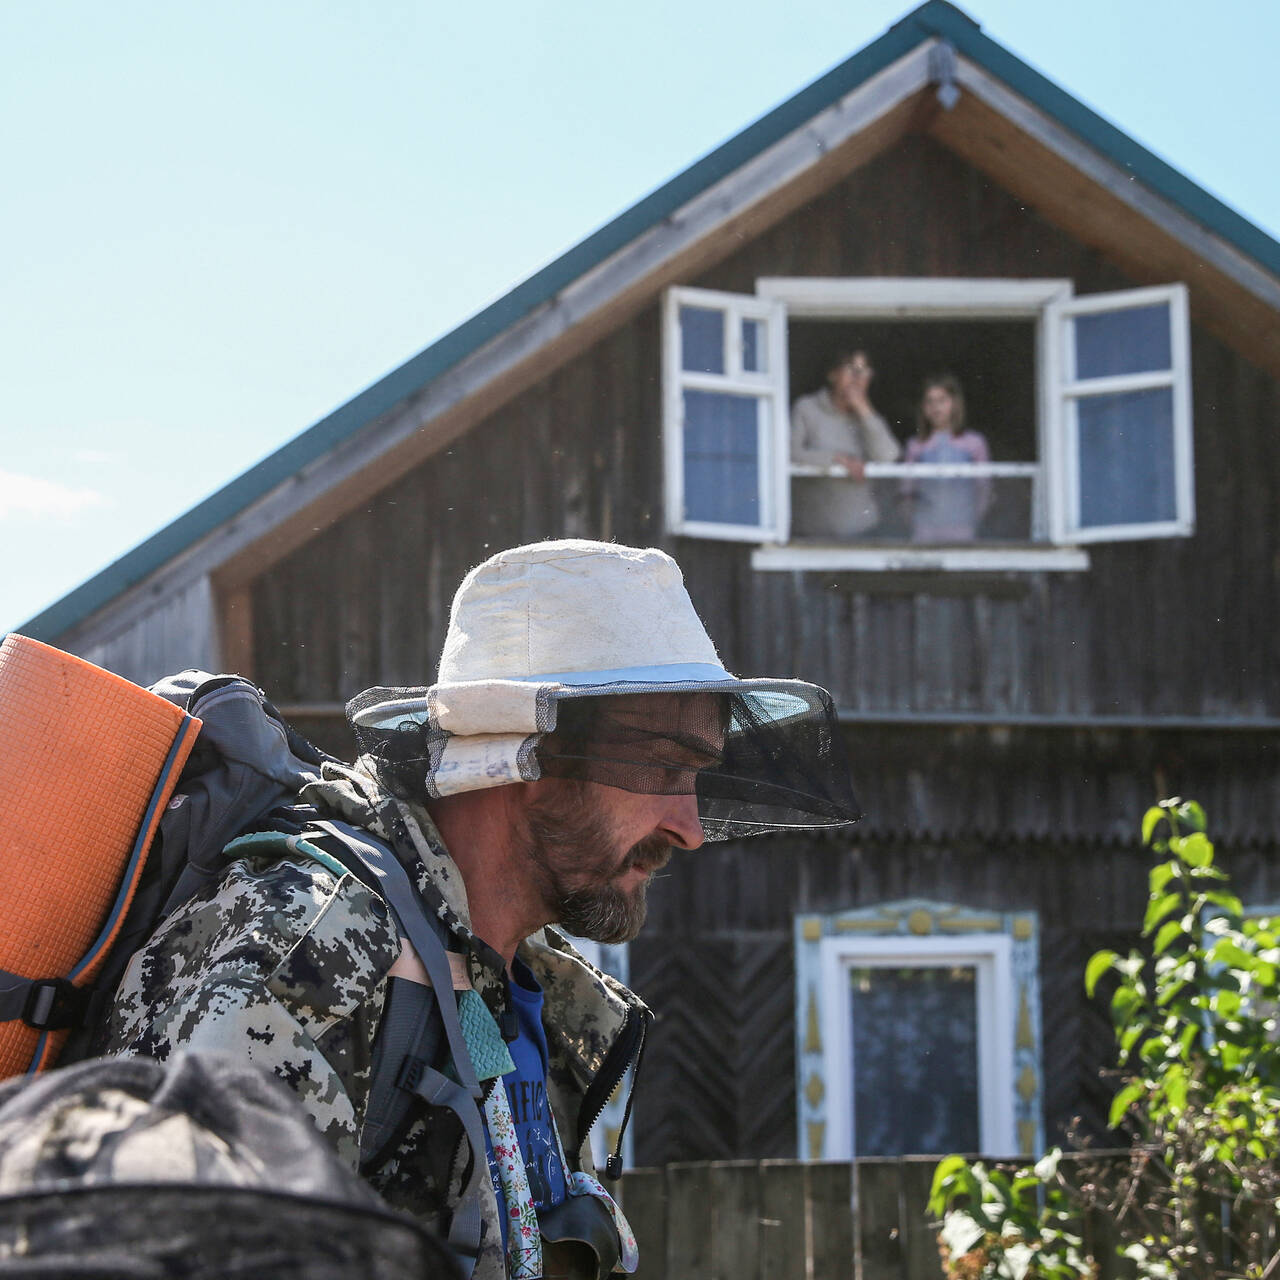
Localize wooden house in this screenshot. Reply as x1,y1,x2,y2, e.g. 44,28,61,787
22,1,1280,1169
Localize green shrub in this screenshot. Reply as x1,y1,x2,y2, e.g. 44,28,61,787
930,800,1280,1279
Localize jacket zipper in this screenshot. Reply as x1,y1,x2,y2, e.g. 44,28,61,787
576,1000,653,1179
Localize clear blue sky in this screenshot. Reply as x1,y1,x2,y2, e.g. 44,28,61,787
3,0,1277,633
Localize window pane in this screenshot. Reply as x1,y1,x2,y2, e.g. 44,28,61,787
680,306,725,374
1073,303,1171,379
1076,386,1177,528
742,318,766,373
683,389,763,526
849,965,980,1157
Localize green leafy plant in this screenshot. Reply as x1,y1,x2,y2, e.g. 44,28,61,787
930,800,1280,1279
928,1149,1096,1280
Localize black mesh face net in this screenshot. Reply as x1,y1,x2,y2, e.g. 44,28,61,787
537,689,861,841
349,684,861,842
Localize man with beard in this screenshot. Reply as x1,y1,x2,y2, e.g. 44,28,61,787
104,540,861,1280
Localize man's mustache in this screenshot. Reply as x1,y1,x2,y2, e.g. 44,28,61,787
623,835,672,874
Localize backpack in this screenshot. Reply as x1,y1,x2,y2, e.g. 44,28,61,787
0,650,486,1275
0,1049,461,1279
0,666,331,1070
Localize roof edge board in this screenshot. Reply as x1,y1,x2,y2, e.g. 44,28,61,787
949,56,1280,312
914,1,1280,277
38,43,939,649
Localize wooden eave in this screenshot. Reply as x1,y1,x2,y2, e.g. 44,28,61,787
927,63,1280,374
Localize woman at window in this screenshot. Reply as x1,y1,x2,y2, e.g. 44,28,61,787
902,375,992,543
790,350,902,539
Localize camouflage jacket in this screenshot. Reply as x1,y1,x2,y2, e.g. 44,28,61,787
104,760,649,1280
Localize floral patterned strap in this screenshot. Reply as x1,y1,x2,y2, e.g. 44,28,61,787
564,1171,638,1274
485,1071,639,1278
483,1082,542,1279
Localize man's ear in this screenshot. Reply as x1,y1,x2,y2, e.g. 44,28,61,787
505,777,547,824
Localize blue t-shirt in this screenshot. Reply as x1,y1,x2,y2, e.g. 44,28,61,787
486,958,569,1248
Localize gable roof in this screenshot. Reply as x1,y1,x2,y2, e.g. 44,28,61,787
23,0,1280,644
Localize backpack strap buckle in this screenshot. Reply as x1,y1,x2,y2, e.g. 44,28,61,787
396,1054,425,1093
23,978,86,1031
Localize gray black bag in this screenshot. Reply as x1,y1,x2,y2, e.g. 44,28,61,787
0,1049,460,1278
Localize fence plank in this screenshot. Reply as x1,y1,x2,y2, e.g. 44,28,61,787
855,1160,904,1280
897,1158,941,1280
710,1161,763,1280
809,1161,855,1280
759,1160,809,1280
1232,1192,1280,1278
623,1168,667,1280
1059,1152,1132,1280
666,1163,715,1279
1237,1197,1280,1278
1084,1201,1126,1280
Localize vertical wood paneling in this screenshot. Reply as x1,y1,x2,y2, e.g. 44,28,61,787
216,585,254,677
74,574,218,686
757,1162,808,1280
386,470,432,684
623,1168,666,1280
856,1161,906,1280
299,525,342,698
898,1159,943,1278
339,501,377,693
808,1161,855,1280
623,1156,1145,1279
519,378,555,545
709,1163,763,1280
665,1164,714,1277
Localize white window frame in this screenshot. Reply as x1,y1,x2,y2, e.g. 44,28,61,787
757,277,1070,573
661,276,1196,572
817,933,1015,1159
662,286,789,541
1045,283,1194,543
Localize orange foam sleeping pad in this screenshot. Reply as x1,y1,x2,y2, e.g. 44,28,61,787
0,634,202,1077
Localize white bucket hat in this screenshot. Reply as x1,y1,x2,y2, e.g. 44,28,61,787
347,540,860,836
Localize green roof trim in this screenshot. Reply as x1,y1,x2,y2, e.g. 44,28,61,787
22,0,1279,644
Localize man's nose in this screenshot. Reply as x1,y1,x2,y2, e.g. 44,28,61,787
662,791,705,851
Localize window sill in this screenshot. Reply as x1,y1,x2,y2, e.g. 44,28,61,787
749,544,1091,573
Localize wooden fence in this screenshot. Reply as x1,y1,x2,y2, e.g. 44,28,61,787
619,1156,1135,1280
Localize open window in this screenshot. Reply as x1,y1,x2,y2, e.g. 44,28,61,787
662,279,1194,571
662,287,789,541
1045,284,1194,543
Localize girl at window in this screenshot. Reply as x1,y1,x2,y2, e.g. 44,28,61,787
902,375,992,543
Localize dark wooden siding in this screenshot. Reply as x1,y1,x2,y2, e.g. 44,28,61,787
252,133,1280,733
251,132,1280,1164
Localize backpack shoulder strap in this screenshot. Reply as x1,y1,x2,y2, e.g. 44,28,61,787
305,818,484,1279
307,820,481,1103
